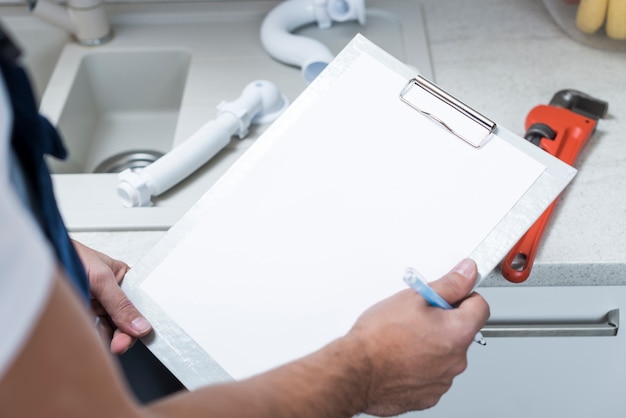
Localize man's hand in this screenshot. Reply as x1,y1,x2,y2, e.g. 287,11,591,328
72,240,152,354
347,258,490,416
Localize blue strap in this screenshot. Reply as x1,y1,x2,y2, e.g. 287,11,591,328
1,30,89,302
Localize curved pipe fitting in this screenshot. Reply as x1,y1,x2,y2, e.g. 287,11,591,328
261,0,365,83
117,80,289,208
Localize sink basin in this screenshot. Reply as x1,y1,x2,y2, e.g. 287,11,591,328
11,0,433,231
46,49,191,174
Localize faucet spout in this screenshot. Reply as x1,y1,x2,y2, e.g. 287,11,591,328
30,0,113,46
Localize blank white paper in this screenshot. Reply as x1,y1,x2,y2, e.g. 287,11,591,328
139,51,546,380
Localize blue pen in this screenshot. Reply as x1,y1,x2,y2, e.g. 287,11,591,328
403,267,486,346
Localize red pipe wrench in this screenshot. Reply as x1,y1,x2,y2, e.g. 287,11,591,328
501,90,608,283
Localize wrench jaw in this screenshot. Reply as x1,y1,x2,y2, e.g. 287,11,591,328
550,89,609,121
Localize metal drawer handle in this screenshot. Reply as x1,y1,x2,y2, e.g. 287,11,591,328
481,309,619,338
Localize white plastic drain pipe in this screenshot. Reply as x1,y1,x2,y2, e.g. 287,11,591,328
261,0,366,83
117,80,289,208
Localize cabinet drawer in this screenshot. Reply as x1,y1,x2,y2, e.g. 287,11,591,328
481,286,619,337
397,286,626,418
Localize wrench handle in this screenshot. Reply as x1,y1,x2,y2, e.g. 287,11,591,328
501,198,559,283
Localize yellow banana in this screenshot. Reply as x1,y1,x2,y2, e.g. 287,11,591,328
576,0,609,33
607,0,626,39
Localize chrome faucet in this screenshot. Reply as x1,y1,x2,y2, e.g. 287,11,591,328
28,0,113,46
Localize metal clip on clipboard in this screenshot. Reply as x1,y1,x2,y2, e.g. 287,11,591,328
399,75,497,148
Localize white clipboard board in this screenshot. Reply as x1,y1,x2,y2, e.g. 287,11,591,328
122,35,576,389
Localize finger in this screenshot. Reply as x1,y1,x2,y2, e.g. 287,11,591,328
429,258,478,306
90,299,108,317
108,258,130,284
73,239,130,283
91,276,152,338
94,252,130,284
457,291,491,327
110,328,135,355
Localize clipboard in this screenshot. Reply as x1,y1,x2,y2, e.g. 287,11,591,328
122,34,576,389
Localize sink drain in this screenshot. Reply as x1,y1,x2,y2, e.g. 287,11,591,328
94,150,164,173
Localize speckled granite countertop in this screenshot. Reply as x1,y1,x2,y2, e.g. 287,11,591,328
67,0,625,287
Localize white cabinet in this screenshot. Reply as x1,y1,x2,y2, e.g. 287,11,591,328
396,286,626,418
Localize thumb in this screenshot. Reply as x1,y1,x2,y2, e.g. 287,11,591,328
429,259,478,306
94,276,152,338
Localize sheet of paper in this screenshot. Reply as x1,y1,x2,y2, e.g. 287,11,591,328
138,50,546,381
